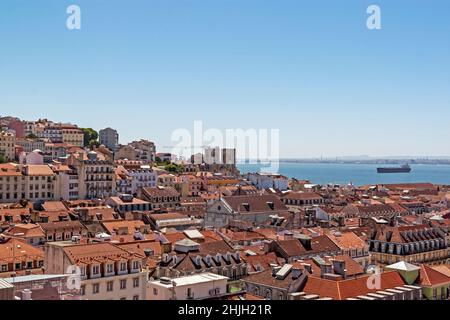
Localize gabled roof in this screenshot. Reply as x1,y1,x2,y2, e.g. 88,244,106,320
276,235,341,257
141,186,180,198
222,194,288,214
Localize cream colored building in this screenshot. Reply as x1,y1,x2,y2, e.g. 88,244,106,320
0,131,16,162
67,151,115,199
157,173,176,188
0,163,56,203
45,241,149,300
61,127,84,147
39,125,84,147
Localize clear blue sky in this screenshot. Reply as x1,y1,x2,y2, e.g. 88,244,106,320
1,0,449,158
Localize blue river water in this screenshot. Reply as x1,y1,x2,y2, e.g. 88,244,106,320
237,162,450,186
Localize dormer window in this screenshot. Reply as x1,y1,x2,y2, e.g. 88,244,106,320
120,262,127,272
107,264,114,273
92,265,100,275
132,261,139,270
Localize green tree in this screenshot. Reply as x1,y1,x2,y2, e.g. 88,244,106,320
0,154,5,164
165,163,184,174
26,133,38,139
89,140,100,149
81,128,99,147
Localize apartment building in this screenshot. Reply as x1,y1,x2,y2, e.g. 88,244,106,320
0,131,15,162
38,125,84,147
52,163,79,201
3,223,46,247
326,231,371,268
99,128,119,152
205,194,290,228
138,186,181,210
157,174,176,188
156,239,248,280
105,194,151,214
115,165,156,195
148,273,229,300
40,221,88,243
281,192,324,208
43,142,70,163
180,175,203,196
23,120,39,136
115,139,156,163
67,151,115,199
0,236,45,277
44,241,149,300
0,163,56,203
369,224,449,266
245,172,289,191
15,138,45,153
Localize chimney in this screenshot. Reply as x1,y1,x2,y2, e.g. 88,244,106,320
270,263,280,276
21,289,32,300
284,231,294,240
291,267,302,279
301,263,312,274
319,262,332,278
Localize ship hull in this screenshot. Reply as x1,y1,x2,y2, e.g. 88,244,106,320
377,168,411,173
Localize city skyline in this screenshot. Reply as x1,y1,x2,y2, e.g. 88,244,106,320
1,0,450,157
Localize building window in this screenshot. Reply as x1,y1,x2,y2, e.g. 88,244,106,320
153,288,158,296
107,264,114,273
120,279,127,290
80,285,86,296
15,262,21,270
132,260,139,270
1,264,7,272
120,262,127,272
92,265,100,275
133,295,139,300
107,281,114,292
133,277,139,288
93,283,100,294
187,288,193,299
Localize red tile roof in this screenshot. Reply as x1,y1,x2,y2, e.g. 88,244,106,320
419,264,450,287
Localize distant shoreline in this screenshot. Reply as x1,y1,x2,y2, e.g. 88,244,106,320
237,159,450,165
